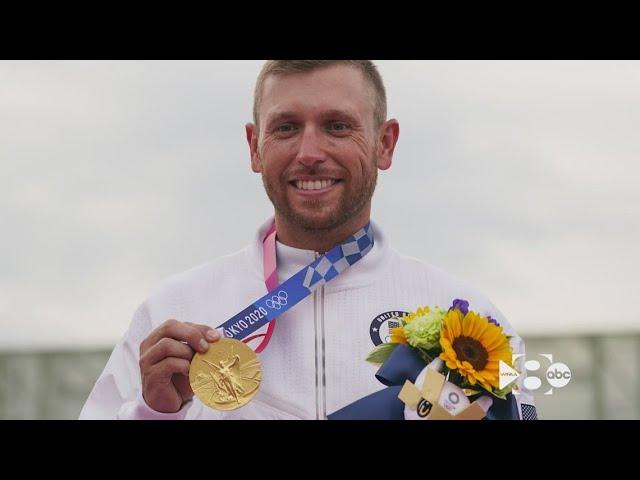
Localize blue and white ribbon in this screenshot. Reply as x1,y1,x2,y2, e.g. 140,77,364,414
218,223,374,340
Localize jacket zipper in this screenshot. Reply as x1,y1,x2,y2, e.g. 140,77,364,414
313,252,327,420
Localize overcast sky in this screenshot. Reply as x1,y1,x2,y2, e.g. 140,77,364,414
1,60,639,349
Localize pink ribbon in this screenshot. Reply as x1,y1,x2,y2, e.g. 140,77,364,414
241,222,277,353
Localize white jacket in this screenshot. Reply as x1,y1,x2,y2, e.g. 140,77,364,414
79,217,537,420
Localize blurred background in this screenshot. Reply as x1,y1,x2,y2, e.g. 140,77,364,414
1,60,639,419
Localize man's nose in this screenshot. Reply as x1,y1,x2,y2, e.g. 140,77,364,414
294,126,327,168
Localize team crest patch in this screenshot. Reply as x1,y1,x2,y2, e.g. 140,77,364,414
370,311,409,346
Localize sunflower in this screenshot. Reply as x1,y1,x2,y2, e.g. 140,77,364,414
439,308,512,392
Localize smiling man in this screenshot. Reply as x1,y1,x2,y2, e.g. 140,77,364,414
248,62,394,255
80,60,537,420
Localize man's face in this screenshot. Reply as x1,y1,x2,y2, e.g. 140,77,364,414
248,65,392,232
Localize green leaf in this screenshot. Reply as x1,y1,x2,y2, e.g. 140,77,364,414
365,342,399,365
490,385,512,400
416,348,434,365
416,346,441,365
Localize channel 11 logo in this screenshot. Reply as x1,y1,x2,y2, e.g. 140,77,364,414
499,354,572,395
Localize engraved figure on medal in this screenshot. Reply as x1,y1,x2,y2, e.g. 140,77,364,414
189,338,262,410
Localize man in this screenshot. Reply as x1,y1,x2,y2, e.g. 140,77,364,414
80,60,537,420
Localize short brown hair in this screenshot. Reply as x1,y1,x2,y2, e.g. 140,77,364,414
253,60,387,131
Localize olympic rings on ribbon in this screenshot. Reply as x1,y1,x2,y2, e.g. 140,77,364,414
265,290,288,310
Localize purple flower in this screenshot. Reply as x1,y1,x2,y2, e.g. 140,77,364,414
487,315,500,327
449,298,469,315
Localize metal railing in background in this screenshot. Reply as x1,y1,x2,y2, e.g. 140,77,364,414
0,350,110,420
525,334,640,420
1,333,638,419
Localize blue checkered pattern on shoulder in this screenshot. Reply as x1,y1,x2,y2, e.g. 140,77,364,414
302,223,374,290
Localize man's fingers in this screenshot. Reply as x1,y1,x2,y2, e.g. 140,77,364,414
147,357,191,381
140,337,195,370
141,319,212,355
184,322,221,343
138,321,221,414
173,374,195,403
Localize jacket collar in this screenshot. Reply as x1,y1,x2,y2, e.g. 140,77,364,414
248,216,392,291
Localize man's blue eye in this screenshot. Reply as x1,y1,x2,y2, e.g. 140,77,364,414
276,123,294,133
330,122,349,131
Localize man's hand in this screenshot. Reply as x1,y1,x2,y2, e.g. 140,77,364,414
139,319,221,413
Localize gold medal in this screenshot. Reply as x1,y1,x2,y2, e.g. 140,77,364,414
189,338,262,411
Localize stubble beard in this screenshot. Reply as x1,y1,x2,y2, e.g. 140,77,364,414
262,161,378,233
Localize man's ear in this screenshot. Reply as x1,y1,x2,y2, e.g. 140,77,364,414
376,119,400,171
246,123,262,173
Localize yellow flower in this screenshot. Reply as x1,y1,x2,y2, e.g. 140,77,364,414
403,306,431,324
439,308,512,392
390,326,407,344
389,307,429,344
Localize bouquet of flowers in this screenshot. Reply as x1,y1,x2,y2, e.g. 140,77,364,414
367,299,514,400
327,299,517,420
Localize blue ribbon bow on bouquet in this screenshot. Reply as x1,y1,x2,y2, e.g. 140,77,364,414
328,344,520,420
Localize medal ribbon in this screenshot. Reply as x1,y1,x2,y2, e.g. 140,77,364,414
240,222,278,353
217,222,374,344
